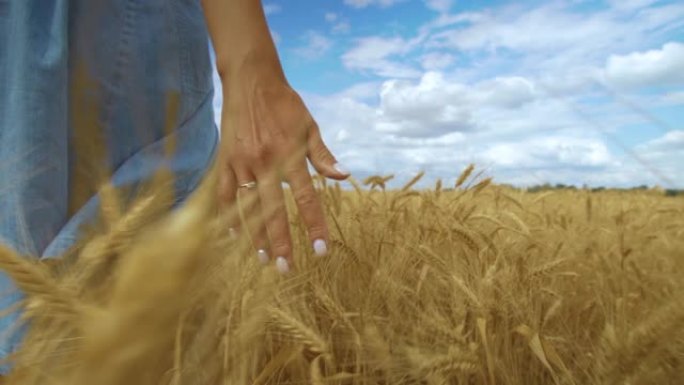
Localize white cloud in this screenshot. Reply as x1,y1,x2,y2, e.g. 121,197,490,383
245,1,684,188
344,36,408,61
637,130,684,152
307,78,684,188
341,2,682,83
428,5,608,52
377,72,538,129
536,66,602,97
632,130,684,187
293,31,332,59
604,42,684,89
263,3,281,15
335,81,381,101
343,0,405,8
482,136,613,169
476,77,536,109
424,0,452,13
302,62,680,188
420,52,455,70
342,36,426,78
376,72,475,137
310,71,551,145
420,4,684,99
427,2,684,71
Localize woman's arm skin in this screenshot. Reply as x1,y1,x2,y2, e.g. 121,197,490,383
201,0,349,273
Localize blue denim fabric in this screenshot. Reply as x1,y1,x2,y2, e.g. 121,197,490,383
0,0,218,370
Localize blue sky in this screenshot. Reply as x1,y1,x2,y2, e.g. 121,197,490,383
213,0,684,188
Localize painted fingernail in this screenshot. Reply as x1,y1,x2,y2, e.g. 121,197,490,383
333,162,350,176
257,249,269,264
275,256,290,274
313,239,327,257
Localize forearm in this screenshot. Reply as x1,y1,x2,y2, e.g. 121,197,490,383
201,0,285,82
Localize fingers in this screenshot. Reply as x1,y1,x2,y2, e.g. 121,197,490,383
306,121,350,180
234,168,270,264
286,159,328,257
255,168,293,274
219,114,347,274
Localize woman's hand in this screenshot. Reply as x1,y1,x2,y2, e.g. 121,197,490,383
216,61,349,273
200,0,347,273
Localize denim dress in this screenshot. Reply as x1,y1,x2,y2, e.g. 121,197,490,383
0,0,219,368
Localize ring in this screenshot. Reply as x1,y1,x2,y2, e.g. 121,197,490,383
239,181,257,190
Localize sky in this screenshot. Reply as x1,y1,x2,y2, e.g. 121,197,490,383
212,0,684,189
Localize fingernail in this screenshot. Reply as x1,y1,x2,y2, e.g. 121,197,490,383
229,227,238,240
257,249,269,264
275,257,290,274
313,239,327,257
333,162,350,176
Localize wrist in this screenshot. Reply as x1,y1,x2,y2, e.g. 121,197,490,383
217,46,285,84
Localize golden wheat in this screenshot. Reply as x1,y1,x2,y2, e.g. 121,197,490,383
0,166,682,385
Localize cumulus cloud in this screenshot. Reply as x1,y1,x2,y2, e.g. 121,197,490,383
309,93,622,187
482,136,613,169
378,72,538,121
222,1,684,188
604,42,684,89
376,72,476,137
310,71,566,145
302,63,682,188
475,77,536,109
308,82,684,188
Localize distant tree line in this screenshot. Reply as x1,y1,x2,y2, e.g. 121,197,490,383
524,183,683,197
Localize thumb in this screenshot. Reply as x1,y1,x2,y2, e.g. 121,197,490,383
307,122,350,180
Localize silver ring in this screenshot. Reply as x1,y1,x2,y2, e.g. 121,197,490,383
239,181,257,190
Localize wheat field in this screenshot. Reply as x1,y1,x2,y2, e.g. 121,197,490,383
0,164,682,385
